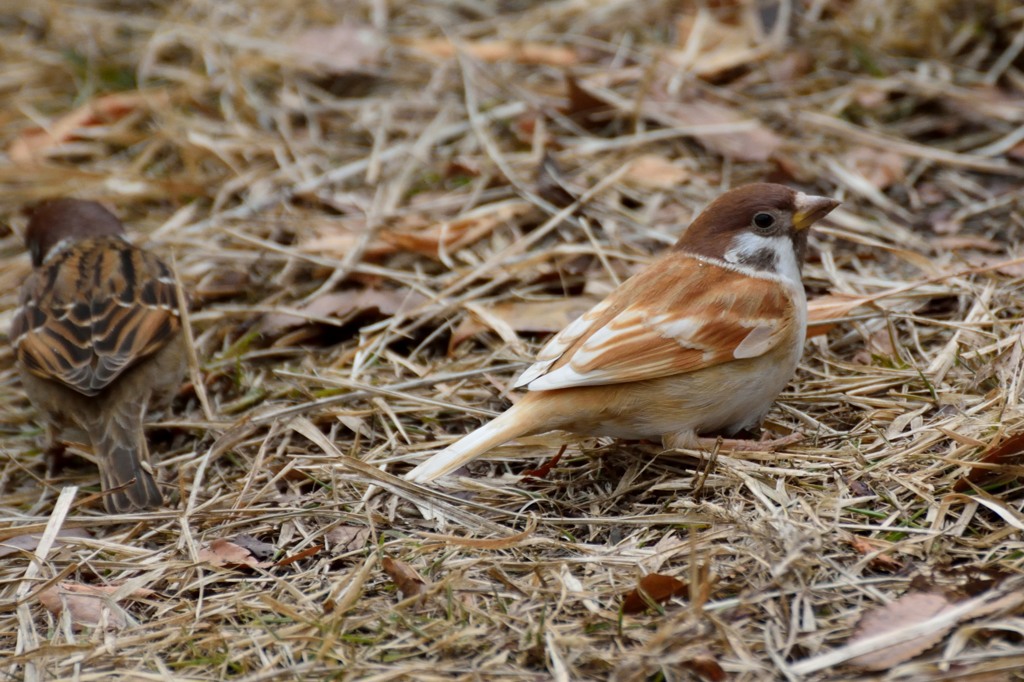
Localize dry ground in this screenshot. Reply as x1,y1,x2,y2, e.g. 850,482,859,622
3,1,1024,680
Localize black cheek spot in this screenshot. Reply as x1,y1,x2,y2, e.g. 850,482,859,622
743,248,778,272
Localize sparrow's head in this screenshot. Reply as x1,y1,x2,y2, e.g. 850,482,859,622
24,199,126,267
676,183,839,280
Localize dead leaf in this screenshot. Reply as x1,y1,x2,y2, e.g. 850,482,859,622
382,557,429,599
932,235,1003,252
847,537,904,571
684,654,727,682
402,38,577,67
230,534,277,562
658,98,781,162
845,477,874,497
198,538,271,569
845,148,906,190
36,581,154,630
381,201,534,257
274,545,323,567
9,90,172,164
562,74,615,128
300,202,533,261
964,253,1024,278
326,525,372,553
290,23,385,75
193,270,251,303
955,431,1024,491
298,219,393,260
806,293,879,337
0,527,91,559
449,296,600,353
622,573,689,614
672,10,770,79
766,50,814,83
847,591,958,671
624,155,691,190
260,288,427,336
942,85,1024,124
853,327,896,365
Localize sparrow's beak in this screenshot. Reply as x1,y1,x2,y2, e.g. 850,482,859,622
792,193,840,231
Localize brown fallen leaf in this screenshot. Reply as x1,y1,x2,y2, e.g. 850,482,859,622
37,581,154,630
298,219,393,260
622,573,689,614
326,525,372,553
260,288,427,336
845,148,906,190
806,292,880,337
853,327,896,365
657,97,781,162
847,536,904,571
381,201,535,257
0,527,91,559
623,155,691,190
964,253,1024,278
382,557,429,599
9,89,172,164
274,545,323,568
198,538,272,569
402,37,577,67
684,654,727,682
955,431,1024,491
672,10,771,80
794,576,1024,675
931,235,1003,252
847,591,958,671
230,534,278,562
449,296,600,353
561,73,616,129
300,202,533,261
192,269,251,303
289,22,385,75
941,84,1024,124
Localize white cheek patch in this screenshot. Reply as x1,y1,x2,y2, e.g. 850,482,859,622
724,232,801,285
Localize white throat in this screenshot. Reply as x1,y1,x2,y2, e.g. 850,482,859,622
723,232,802,286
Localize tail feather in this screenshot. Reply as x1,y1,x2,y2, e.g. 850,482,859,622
86,401,163,513
406,400,539,483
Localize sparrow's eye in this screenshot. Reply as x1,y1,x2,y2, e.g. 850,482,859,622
752,212,776,231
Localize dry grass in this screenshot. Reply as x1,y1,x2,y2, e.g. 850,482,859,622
3,1,1024,680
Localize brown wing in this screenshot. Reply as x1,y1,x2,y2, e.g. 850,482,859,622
11,236,181,396
519,253,799,391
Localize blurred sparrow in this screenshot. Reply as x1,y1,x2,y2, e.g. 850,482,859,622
12,199,186,512
407,183,839,483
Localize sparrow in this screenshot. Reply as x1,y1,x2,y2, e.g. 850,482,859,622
11,199,186,513
407,183,839,483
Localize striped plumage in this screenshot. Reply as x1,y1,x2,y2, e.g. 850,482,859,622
12,199,185,513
